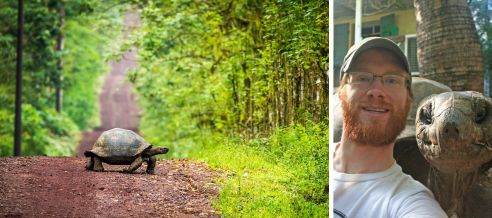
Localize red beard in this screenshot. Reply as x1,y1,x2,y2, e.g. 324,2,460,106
340,91,411,147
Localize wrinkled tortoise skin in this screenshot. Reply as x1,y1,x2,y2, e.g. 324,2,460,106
415,91,492,217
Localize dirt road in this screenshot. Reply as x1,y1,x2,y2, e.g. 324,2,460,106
0,53,220,216
0,157,219,217
0,12,220,217
75,47,140,157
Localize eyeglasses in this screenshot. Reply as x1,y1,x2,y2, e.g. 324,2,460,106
347,72,408,90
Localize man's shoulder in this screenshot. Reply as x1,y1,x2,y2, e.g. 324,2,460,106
334,164,446,218
390,188,447,217
388,171,447,217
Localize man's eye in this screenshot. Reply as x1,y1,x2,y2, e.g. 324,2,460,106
355,76,372,83
384,77,401,85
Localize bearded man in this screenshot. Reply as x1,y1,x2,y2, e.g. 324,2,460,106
333,37,447,218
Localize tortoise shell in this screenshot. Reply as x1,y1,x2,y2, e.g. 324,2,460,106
86,128,151,157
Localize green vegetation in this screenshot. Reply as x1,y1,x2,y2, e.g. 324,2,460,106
470,0,492,96
131,0,328,155
63,12,123,130
0,1,123,156
190,122,328,217
129,0,329,216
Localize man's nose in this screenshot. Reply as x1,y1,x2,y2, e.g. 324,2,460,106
366,78,387,98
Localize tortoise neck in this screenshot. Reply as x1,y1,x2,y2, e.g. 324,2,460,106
428,167,479,217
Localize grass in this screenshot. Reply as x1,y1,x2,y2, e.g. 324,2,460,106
188,122,329,217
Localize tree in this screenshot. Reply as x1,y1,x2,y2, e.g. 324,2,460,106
414,0,484,92
0,0,123,156
55,1,65,112
130,0,328,145
469,0,492,96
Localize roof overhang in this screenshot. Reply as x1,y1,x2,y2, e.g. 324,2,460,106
334,0,414,20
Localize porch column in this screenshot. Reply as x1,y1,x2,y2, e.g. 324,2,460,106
354,0,362,43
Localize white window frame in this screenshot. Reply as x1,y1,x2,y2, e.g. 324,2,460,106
405,34,419,76
362,21,381,38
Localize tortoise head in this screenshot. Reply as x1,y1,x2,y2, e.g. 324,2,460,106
156,147,169,154
147,146,169,156
416,91,492,174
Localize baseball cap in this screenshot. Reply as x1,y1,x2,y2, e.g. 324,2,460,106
339,37,411,82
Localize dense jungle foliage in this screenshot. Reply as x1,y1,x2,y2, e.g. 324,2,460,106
125,0,329,215
0,1,123,155
127,0,329,157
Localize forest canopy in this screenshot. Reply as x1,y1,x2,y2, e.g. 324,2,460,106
127,0,329,156
0,0,124,156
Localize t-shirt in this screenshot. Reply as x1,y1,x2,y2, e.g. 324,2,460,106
333,162,448,218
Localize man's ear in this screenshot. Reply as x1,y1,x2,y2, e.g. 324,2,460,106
338,85,346,100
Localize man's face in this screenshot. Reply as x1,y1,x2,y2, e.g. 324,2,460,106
339,49,412,146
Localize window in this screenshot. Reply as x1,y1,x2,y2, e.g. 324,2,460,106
405,35,419,74
362,21,381,38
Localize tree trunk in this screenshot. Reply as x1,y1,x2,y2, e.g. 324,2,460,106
230,72,240,135
243,74,251,139
55,4,65,112
15,0,24,157
414,0,484,92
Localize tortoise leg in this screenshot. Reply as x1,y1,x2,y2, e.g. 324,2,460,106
93,156,104,172
124,156,143,173
145,156,157,174
85,157,94,170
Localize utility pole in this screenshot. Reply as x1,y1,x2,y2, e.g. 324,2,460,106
14,0,24,156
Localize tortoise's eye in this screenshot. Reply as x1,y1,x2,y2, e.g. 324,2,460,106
420,103,433,125
474,99,488,124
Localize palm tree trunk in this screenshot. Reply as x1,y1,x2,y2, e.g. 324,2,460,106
414,0,484,92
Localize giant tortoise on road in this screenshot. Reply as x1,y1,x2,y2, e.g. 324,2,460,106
84,128,169,174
